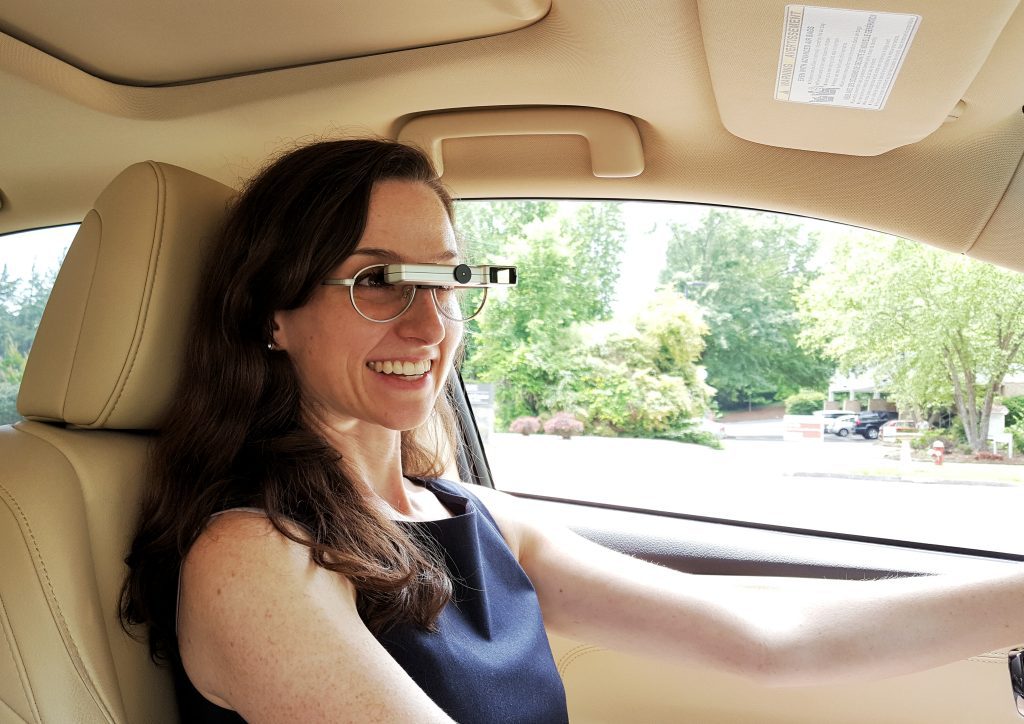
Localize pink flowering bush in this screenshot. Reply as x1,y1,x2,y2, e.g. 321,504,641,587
543,412,584,439
509,416,542,436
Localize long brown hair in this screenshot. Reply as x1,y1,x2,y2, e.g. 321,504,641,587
120,139,458,663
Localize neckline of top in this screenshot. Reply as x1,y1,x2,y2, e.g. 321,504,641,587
401,477,472,523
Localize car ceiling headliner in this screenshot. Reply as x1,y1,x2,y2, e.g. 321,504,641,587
3,0,1024,271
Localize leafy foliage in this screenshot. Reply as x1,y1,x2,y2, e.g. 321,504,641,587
1006,421,1024,454
0,263,60,424
654,427,723,450
460,201,715,443
910,428,958,452
660,209,833,409
799,235,1024,450
1003,396,1024,427
784,389,826,415
0,382,18,426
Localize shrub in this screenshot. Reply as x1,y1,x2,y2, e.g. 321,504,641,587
949,416,968,444
655,428,723,450
1004,396,1024,427
543,354,705,439
974,450,1003,461
509,416,541,436
784,389,826,416
1007,421,1024,455
911,428,956,452
543,412,584,439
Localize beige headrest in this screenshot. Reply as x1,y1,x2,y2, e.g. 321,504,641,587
18,162,235,429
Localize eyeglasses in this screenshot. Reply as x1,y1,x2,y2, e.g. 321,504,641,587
322,263,488,323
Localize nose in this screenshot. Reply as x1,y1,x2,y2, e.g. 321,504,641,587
393,286,447,344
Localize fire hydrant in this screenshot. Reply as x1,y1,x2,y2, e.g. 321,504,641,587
929,440,945,466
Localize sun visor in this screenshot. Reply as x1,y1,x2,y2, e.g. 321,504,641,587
0,0,550,85
697,0,1019,155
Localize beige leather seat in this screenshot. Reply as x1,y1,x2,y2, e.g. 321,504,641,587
0,162,234,723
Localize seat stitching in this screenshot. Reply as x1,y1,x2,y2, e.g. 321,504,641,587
105,161,166,425
556,643,603,677
561,645,603,674
555,643,589,673
0,481,116,723
0,593,41,722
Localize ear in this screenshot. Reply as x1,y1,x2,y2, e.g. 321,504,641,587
269,314,286,350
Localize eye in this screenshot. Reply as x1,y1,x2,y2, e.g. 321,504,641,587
355,267,391,288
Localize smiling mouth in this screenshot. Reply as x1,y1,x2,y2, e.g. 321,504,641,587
367,359,433,378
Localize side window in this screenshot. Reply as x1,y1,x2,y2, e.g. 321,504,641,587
0,225,76,424
456,200,1024,556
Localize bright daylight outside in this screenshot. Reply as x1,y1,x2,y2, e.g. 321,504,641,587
5,208,1024,555
455,200,1024,556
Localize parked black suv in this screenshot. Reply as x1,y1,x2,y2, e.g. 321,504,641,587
852,411,899,439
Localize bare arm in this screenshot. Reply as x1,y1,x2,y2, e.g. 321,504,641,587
473,486,1024,687
177,511,454,723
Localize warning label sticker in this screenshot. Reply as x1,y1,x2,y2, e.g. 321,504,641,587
775,5,920,110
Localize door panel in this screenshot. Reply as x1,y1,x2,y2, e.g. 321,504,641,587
550,630,1014,724
524,498,1022,723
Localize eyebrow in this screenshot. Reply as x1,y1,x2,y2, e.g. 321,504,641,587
350,247,459,263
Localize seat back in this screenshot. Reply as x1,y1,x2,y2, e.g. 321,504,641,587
0,162,234,723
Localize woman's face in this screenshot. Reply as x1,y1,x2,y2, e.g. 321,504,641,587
273,179,463,432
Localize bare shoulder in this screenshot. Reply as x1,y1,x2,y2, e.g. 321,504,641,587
178,511,355,704
181,510,344,621
178,511,452,722
183,509,324,588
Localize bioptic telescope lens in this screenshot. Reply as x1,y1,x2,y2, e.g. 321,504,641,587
453,264,473,284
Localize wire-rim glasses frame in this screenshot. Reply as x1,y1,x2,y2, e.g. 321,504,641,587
321,263,488,323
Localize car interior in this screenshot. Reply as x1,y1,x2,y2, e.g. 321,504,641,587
4,1,1024,722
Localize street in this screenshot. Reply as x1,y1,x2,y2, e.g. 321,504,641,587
481,425,1024,556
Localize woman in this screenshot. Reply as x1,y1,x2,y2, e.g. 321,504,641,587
122,139,1024,723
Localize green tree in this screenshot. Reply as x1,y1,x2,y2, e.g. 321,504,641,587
0,264,57,356
660,209,832,409
559,203,625,321
461,202,637,427
456,200,556,260
0,261,62,425
0,340,26,384
799,236,1024,451
0,266,19,349
11,267,55,353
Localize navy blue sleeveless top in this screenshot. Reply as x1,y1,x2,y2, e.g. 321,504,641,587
173,479,569,723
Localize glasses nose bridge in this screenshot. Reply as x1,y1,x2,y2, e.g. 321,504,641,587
401,283,446,322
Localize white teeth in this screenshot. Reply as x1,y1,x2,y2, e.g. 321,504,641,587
368,360,432,376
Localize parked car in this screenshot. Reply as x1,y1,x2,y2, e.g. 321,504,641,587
827,414,857,438
853,411,900,439
880,419,923,441
813,409,853,427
